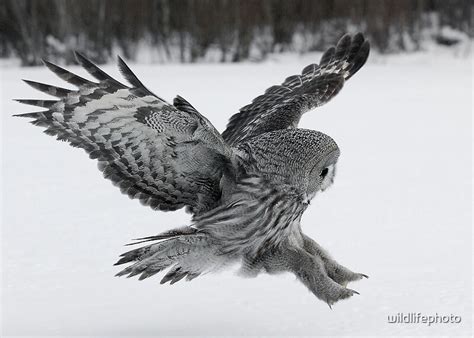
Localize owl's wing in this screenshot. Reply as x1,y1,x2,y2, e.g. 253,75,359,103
15,53,232,214
222,33,370,146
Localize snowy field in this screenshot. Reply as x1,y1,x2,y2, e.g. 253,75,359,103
1,49,472,336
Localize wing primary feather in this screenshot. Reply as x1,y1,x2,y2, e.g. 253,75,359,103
345,40,370,80
349,32,365,56
22,79,72,98
116,56,165,100
335,34,352,58
14,99,57,108
42,59,97,87
117,56,146,88
13,111,45,118
319,46,335,67
74,51,128,88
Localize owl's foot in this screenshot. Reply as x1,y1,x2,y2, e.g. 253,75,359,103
323,284,360,308
301,235,367,289
255,243,365,306
323,259,368,287
294,253,362,306
297,267,360,307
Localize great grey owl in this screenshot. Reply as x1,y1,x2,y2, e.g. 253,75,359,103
15,33,369,307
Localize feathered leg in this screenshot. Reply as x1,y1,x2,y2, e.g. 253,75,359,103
258,245,359,306
302,234,368,286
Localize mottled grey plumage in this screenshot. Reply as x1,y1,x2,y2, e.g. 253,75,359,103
16,33,370,307
222,33,369,146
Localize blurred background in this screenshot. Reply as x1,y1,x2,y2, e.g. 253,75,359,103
0,0,472,65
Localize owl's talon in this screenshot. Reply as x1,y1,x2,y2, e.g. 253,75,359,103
323,259,367,286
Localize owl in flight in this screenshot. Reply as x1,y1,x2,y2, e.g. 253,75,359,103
16,33,369,306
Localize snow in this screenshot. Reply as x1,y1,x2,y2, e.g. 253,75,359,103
1,50,472,336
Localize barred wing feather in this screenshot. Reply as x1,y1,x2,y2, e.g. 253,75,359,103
222,33,370,146
15,53,231,214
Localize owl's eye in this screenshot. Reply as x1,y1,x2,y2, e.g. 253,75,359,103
320,168,329,178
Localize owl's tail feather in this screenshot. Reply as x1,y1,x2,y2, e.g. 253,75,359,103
124,226,198,246
114,226,221,283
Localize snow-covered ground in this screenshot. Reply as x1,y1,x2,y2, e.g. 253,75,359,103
1,49,472,336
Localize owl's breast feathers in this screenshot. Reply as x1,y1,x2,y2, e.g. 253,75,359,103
195,176,309,258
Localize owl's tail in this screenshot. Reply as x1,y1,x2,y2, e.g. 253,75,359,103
114,226,226,283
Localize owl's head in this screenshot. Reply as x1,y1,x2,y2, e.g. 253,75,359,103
238,128,340,200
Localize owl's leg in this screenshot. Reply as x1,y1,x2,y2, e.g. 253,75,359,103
302,234,368,286
260,246,358,306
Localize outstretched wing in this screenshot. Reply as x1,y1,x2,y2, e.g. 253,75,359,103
222,33,370,146
15,53,232,214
